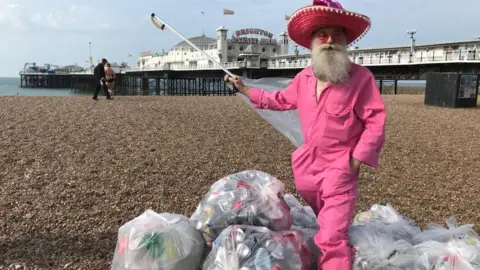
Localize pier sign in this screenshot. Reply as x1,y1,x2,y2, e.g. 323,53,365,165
231,37,277,45
235,28,274,39
232,28,277,45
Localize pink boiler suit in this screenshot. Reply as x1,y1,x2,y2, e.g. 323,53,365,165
247,64,386,270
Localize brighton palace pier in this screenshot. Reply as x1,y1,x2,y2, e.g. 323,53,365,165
19,26,480,95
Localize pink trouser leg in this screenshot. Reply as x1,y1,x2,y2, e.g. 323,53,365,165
296,168,358,270
317,169,358,270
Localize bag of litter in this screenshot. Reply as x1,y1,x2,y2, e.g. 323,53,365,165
414,239,480,269
191,170,292,246
111,210,204,270
412,216,480,246
202,225,315,270
349,224,419,269
353,204,421,243
283,194,303,209
414,240,449,269
283,194,318,230
296,227,321,260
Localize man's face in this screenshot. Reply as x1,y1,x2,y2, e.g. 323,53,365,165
312,27,347,47
310,26,351,84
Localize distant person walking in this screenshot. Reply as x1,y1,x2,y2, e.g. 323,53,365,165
92,58,113,100
104,63,116,94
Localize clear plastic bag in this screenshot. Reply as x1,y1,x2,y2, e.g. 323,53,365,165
441,240,480,269
202,225,315,270
414,239,480,270
412,217,480,245
190,170,292,246
283,194,318,230
353,204,404,225
283,194,303,208
282,194,320,260
414,240,451,269
353,204,421,243
236,77,303,147
111,210,204,270
349,224,420,270
296,227,321,260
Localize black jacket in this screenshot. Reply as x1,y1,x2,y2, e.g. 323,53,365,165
94,63,106,79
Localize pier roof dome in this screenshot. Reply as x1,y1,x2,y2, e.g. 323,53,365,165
173,34,216,50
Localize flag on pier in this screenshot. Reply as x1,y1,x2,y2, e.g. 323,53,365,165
285,14,291,20
223,8,234,15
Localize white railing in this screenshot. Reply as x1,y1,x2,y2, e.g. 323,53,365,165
350,50,480,66
269,49,480,69
127,49,480,72
125,66,168,72
19,48,480,75
268,61,310,69
69,71,93,75
20,68,129,75
125,62,252,72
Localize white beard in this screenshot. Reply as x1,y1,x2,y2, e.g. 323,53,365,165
311,42,351,84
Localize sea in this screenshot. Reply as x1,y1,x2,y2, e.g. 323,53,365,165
0,77,90,96
0,77,426,96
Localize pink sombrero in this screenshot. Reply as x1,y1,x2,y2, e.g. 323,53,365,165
287,0,371,49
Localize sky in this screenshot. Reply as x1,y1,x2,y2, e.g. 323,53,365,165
0,0,479,77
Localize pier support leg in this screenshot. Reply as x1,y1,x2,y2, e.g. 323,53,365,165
242,70,248,78
156,78,160,95
394,80,398,95
379,79,383,94
142,78,149,96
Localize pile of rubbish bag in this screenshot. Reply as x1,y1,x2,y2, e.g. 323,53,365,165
110,210,205,270
350,205,480,269
202,225,315,270
110,170,480,269
190,170,293,247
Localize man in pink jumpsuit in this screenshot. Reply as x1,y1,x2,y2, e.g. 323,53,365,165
225,0,386,269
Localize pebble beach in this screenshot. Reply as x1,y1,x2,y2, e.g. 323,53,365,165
0,94,479,269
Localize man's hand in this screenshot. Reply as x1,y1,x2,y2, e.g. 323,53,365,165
224,75,249,95
350,158,361,174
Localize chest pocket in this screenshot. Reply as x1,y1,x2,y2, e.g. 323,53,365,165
322,103,353,142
